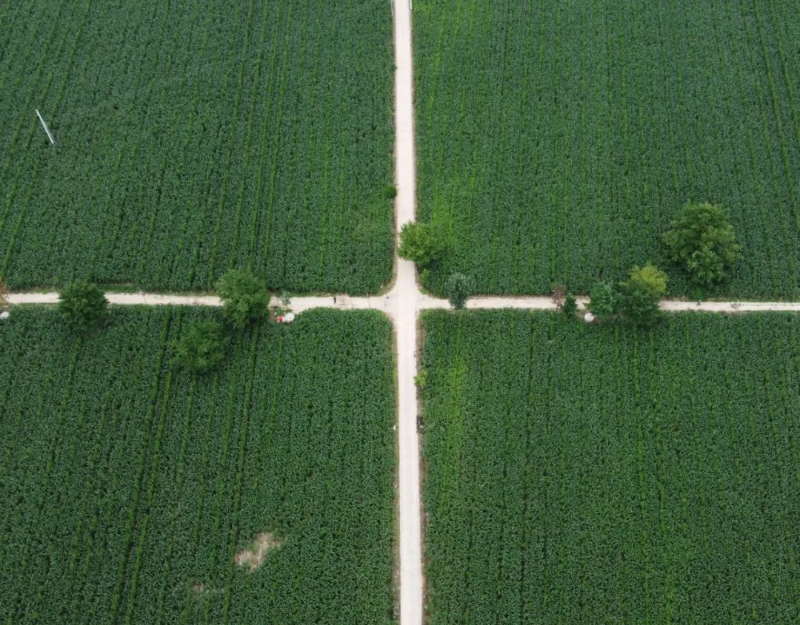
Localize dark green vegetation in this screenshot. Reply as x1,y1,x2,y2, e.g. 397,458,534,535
0,1,394,293
217,268,269,331
397,221,447,268
0,308,396,624
422,310,800,623
664,202,743,286
588,280,616,317
443,272,473,310
561,292,577,317
58,281,108,333
415,1,800,298
171,320,226,373
617,264,668,326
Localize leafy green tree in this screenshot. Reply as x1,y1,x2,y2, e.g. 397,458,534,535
397,222,447,268
445,272,474,310
216,268,270,330
618,264,668,326
58,281,108,333
561,293,578,318
172,321,225,373
663,202,742,285
587,281,616,318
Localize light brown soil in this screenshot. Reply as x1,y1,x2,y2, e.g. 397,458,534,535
191,582,223,596
234,532,282,572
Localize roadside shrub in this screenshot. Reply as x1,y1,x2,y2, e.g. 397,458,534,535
419,269,430,287
58,281,108,333
216,268,270,330
172,321,225,373
398,222,447,268
587,281,616,318
445,272,474,310
384,184,397,200
618,264,668,327
561,293,577,318
664,202,741,285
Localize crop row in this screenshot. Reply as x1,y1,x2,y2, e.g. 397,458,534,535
421,310,800,623
0,307,396,624
0,0,394,293
415,0,800,298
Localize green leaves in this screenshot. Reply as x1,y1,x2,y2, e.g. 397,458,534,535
617,264,668,326
171,321,226,373
397,221,448,268
587,265,668,326
444,272,474,309
561,293,578,317
0,1,394,294
422,310,800,624
415,1,797,298
664,202,742,285
58,281,108,334
587,281,616,317
216,268,270,331
0,307,396,624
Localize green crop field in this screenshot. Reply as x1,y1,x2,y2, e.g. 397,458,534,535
0,0,394,293
415,1,800,299
422,311,800,623
0,308,396,624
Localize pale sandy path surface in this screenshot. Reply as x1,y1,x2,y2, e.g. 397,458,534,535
389,0,424,622
467,296,800,313
10,292,800,314
8,292,222,306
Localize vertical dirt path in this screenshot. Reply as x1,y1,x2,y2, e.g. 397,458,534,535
388,1,424,623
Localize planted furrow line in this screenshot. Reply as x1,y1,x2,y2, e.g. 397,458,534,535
108,311,172,624
206,0,259,282
220,327,261,625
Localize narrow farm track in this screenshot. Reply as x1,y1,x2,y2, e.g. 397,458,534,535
4,2,800,625
8,291,800,314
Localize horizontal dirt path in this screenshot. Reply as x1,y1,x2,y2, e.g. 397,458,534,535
9,292,800,314
467,296,800,313
8,292,223,306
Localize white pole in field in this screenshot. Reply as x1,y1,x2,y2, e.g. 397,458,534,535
35,109,56,145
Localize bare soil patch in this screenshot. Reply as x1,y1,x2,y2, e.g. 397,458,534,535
234,532,283,572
